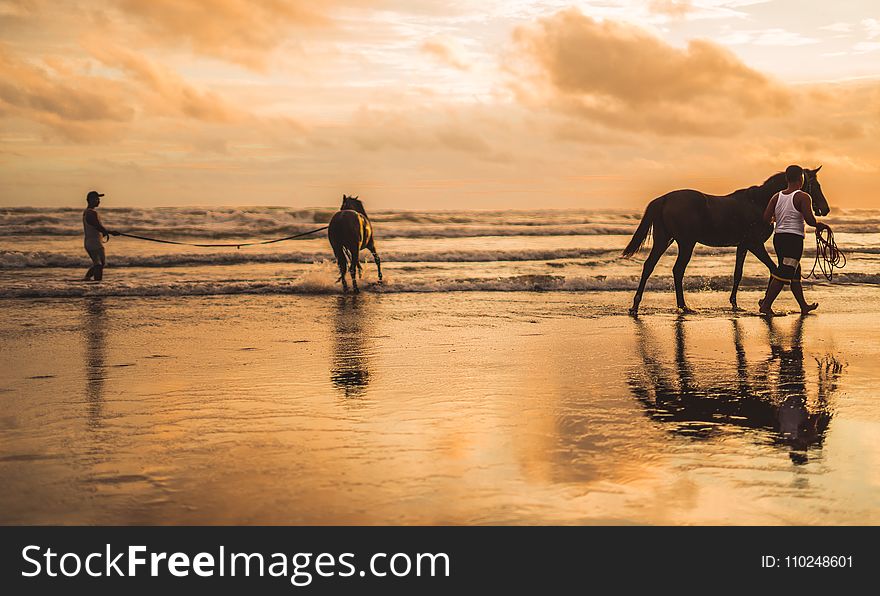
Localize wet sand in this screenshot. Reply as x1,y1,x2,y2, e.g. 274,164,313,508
1,288,879,525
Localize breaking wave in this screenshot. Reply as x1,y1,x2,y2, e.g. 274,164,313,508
3,272,877,299
2,206,876,238
0,247,618,269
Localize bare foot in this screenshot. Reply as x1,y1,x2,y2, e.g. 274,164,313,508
757,298,777,316
801,302,819,314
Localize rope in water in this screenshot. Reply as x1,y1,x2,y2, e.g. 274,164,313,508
804,226,846,281
113,226,329,249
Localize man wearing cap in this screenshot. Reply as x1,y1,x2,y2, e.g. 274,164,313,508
83,190,119,281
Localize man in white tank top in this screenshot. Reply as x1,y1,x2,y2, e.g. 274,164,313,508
758,165,829,316
83,190,119,281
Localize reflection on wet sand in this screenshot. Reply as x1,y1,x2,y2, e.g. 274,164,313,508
330,295,373,398
82,296,107,429
629,315,845,463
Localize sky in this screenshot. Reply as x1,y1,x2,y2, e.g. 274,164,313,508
0,0,878,209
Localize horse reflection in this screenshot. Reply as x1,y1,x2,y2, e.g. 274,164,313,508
82,296,107,429
629,316,844,463
330,296,373,398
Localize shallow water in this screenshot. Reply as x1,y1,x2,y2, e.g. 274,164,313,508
2,207,879,297
1,290,878,524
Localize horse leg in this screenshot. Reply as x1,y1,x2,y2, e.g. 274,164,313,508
673,240,696,313
630,232,671,315
367,239,382,282
748,242,777,305
730,245,747,310
748,242,776,275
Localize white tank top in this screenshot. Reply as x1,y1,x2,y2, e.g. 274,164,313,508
774,190,805,237
83,208,104,249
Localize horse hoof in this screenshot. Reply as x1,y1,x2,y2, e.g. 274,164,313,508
678,306,696,314
628,307,639,317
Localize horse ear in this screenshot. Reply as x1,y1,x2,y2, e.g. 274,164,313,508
354,195,359,200
815,165,822,173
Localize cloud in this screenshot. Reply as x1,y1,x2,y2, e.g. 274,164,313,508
511,9,791,136
819,22,853,35
86,41,241,122
717,27,819,46
421,38,470,70
0,44,134,140
114,0,336,70
647,0,695,19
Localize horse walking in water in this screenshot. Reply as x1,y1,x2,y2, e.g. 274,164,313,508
328,195,383,293
622,167,830,315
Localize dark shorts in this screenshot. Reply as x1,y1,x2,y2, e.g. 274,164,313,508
772,233,804,283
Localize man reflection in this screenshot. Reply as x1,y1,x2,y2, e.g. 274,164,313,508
82,296,107,429
629,315,843,462
330,295,373,398
764,317,837,462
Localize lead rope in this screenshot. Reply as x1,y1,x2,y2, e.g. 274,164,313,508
111,226,329,249
804,226,846,281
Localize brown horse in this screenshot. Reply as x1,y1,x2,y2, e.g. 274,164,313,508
328,195,383,293
622,167,830,315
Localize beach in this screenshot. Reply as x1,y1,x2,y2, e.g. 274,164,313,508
2,287,879,525
1,207,879,525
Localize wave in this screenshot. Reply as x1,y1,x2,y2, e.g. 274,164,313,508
4,272,878,299
5,242,880,270
3,206,877,239
0,248,616,269
0,222,635,239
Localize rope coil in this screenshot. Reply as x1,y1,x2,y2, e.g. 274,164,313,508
804,226,846,281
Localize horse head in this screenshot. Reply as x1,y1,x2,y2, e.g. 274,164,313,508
804,166,830,216
341,194,367,216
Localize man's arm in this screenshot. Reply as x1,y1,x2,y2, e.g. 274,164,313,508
763,193,779,224
796,192,829,231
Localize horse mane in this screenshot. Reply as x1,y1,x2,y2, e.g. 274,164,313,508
732,172,785,204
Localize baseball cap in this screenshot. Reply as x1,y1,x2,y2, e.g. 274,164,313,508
87,191,105,201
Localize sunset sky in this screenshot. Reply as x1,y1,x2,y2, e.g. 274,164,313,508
1,0,878,208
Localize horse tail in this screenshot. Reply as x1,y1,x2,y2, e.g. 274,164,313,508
622,196,665,257
329,219,349,281
336,246,352,281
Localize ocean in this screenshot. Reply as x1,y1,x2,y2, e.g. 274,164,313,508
1,206,879,299
2,205,879,524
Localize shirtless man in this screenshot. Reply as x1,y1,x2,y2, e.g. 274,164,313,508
759,165,829,316
83,191,119,281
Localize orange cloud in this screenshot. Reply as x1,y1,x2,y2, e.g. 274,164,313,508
0,44,134,141
115,0,333,70
648,0,695,19
512,9,791,136
86,41,241,122
421,38,470,70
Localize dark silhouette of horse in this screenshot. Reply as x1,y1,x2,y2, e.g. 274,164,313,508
330,295,373,399
328,195,383,293
622,168,830,315
628,315,844,463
